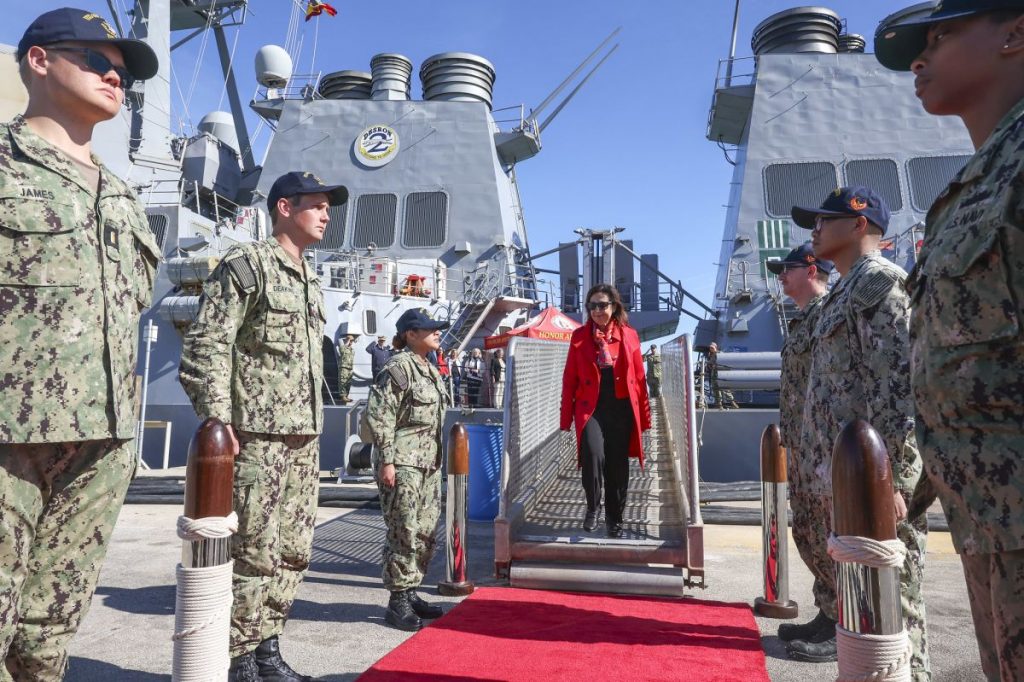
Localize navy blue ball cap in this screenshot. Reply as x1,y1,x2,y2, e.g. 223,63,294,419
18,8,159,81
875,0,1024,71
266,171,348,213
792,186,891,233
397,308,449,335
766,242,835,275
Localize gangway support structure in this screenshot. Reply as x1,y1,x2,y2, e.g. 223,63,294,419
494,335,704,596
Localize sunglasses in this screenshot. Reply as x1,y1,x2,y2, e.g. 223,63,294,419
587,301,612,311
47,47,134,90
812,215,853,231
777,264,810,274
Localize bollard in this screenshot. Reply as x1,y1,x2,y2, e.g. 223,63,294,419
438,423,475,596
753,424,798,618
173,418,237,681
830,419,909,681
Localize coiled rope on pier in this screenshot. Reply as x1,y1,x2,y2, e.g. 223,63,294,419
172,513,238,682
828,534,911,682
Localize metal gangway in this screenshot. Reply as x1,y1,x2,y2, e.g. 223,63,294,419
494,336,704,596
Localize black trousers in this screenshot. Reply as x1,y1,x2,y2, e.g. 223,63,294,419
580,367,634,526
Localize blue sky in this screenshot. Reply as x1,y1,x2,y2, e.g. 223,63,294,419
4,1,919,339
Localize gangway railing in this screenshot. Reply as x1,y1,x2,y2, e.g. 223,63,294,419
494,336,704,595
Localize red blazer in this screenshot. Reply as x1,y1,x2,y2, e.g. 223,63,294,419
560,320,652,467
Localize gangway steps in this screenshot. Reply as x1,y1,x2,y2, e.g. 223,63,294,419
509,562,687,597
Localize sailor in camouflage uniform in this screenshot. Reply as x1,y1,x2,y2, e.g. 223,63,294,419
644,345,662,398
0,10,159,680
180,171,347,682
362,308,451,632
878,4,1024,679
791,188,930,680
337,334,356,403
766,243,835,645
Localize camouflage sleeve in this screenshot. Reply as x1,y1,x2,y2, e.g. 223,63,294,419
364,365,406,465
178,256,256,424
853,275,916,495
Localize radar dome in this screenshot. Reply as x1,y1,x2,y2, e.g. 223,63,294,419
255,45,292,88
198,111,239,153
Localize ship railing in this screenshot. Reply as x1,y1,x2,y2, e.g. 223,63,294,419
495,338,576,564
713,55,757,91
492,104,537,135
141,178,258,239
252,72,324,103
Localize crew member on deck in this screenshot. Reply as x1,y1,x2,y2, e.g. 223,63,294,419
560,284,651,538
877,3,1024,678
0,10,159,679
180,171,347,682
362,308,451,632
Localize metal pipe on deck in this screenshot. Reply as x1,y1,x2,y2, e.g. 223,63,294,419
754,424,798,618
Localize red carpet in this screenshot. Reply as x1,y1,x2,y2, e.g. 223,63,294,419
358,587,770,682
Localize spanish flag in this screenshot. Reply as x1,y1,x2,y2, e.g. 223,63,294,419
305,0,338,21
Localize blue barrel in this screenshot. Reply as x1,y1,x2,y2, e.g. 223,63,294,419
465,424,503,521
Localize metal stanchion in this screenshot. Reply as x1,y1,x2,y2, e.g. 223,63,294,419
172,418,237,681
438,423,475,596
135,320,158,470
831,419,909,681
754,423,798,618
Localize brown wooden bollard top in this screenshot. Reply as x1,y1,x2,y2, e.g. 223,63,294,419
448,423,469,476
760,423,787,483
184,418,235,519
831,419,897,541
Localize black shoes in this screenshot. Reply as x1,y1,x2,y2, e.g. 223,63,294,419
777,610,834,642
785,614,838,663
228,652,261,682
607,523,624,539
386,590,423,631
408,589,444,619
254,635,314,681
583,510,598,532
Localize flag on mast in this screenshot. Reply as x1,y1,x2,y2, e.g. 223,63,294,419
305,0,338,21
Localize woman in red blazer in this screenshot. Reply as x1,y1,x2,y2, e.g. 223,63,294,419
560,283,652,538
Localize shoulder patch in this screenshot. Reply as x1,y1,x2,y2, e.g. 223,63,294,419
387,363,410,391
224,253,258,294
852,267,901,311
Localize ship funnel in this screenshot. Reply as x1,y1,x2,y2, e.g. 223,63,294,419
751,6,842,56
198,111,239,154
419,52,496,109
319,71,372,100
838,34,866,53
370,53,412,101
255,45,293,88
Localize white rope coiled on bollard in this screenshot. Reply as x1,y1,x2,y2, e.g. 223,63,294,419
173,513,239,682
828,534,911,682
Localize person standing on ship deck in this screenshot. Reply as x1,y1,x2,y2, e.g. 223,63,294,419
560,284,651,539
877,3,1024,678
361,308,451,632
0,9,160,679
768,243,836,647
180,171,347,682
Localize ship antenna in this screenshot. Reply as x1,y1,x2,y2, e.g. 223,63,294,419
530,27,620,124
724,0,741,87
538,44,619,134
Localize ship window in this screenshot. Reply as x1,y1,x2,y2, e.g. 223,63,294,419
351,194,397,248
402,192,448,248
147,214,167,248
364,309,377,335
763,162,839,218
320,202,348,250
907,155,972,212
844,159,903,212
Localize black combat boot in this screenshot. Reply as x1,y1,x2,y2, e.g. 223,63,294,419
408,589,444,619
583,510,598,532
228,652,261,682
786,617,838,663
777,610,834,642
254,635,314,681
385,590,423,631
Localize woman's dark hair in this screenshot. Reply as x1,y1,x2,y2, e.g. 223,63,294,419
585,283,629,326
392,333,407,350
